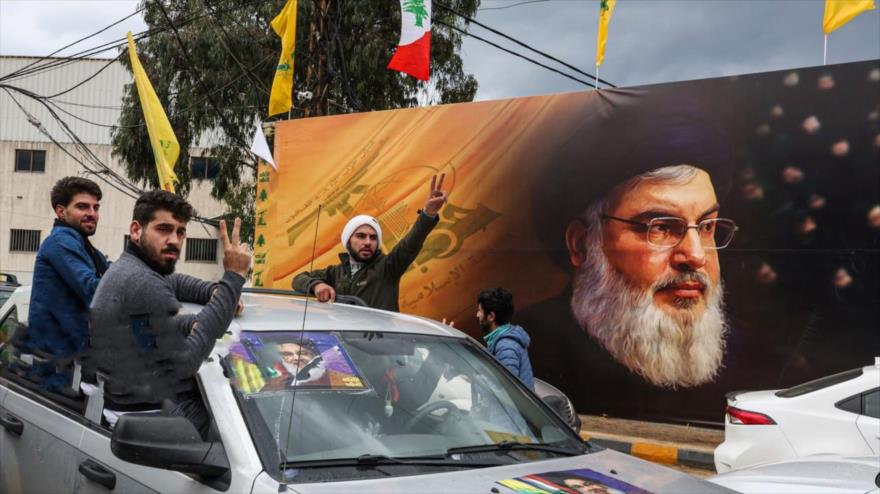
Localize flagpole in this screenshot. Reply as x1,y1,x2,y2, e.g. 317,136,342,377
823,34,828,65
595,65,600,90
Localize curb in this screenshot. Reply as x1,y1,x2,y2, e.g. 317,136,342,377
580,430,716,470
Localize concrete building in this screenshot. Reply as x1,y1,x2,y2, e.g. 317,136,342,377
0,56,228,284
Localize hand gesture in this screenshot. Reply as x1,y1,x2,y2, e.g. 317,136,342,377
219,218,251,279
441,318,456,328
313,282,336,303
423,174,448,217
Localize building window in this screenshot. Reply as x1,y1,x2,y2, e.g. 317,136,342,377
186,238,218,262
190,157,220,180
10,229,41,252
15,150,46,173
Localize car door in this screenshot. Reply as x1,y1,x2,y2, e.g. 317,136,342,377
1,304,84,493
0,384,85,493
856,388,880,454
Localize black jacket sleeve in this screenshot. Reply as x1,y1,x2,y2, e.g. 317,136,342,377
292,265,338,294
384,212,438,279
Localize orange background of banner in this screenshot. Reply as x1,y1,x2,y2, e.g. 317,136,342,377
254,92,603,325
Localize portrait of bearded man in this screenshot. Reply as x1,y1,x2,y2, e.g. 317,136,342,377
520,89,743,421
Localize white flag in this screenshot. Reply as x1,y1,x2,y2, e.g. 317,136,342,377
250,120,276,170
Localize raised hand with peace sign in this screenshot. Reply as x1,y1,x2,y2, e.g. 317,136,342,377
423,174,449,217
219,218,251,279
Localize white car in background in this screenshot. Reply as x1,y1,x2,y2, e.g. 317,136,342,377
715,358,880,473
710,455,879,494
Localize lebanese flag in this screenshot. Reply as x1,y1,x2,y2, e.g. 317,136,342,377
388,0,431,81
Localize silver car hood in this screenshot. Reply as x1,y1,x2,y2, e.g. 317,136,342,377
251,449,737,493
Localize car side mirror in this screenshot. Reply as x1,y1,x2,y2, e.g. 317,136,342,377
111,414,229,478
534,378,582,435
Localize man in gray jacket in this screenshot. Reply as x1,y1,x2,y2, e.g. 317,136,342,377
86,190,251,436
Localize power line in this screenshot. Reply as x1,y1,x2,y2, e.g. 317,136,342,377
152,0,254,160
478,0,553,11
2,6,146,81
1,0,269,83
436,2,614,88
3,86,222,227
2,87,140,199
434,18,595,87
200,0,272,97
46,55,123,99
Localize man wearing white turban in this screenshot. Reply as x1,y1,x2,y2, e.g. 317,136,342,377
293,175,448,311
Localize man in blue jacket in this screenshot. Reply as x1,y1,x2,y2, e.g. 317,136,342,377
22,177,108,389
477,287,534,390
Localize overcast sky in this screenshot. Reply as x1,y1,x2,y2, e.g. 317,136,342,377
1,0,878,101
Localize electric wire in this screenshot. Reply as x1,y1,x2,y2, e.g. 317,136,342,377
1,0,269,82
2,6,146,81
153,0,255,161
434,18,594,87
479,0,552,11
4,86,220,226
436,2,615,88
200,0,272,97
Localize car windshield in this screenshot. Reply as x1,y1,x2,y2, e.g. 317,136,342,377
223,330,583,468
0,290,12,307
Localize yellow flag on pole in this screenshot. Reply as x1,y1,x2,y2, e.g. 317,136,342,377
823,0,875,34
595,0,617,67
126,32,179,192
268,0,298,116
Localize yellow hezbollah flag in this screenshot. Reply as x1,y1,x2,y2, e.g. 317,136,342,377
595,0,617,67
269,0,298,116
823,0,875,34
126,32,179,192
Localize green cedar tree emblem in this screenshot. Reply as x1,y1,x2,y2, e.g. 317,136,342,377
403,0,428,28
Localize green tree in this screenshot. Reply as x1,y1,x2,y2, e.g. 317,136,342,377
112,0,479,241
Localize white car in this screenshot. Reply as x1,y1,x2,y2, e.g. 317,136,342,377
710,455,880,494
1,289,733,493
715,358,880,473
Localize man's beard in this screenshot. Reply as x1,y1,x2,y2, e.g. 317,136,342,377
136,237,179,275
478,318,492,335
66,216,96,237
570,245,727,388
347,246,375,263
281,357,325,384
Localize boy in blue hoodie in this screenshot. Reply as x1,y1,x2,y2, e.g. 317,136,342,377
477,287,534,390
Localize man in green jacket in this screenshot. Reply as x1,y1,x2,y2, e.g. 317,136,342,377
292,175,448,312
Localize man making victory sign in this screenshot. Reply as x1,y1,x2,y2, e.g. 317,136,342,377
293,175,448,312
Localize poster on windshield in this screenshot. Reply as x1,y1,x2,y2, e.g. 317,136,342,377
255,60,880,423
227,331,367,395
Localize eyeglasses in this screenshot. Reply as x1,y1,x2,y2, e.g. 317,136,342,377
602,215,738,249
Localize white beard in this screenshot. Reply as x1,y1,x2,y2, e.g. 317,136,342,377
570,246,728,388
281,358,326,385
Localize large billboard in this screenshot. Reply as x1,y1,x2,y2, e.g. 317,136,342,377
254,60,880,423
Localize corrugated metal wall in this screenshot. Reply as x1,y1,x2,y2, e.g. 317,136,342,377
0,56,129,145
